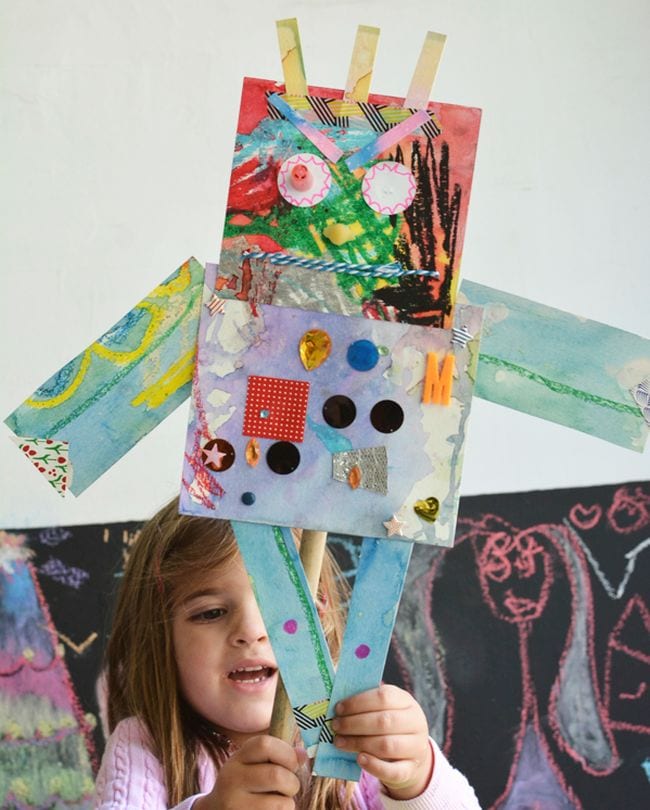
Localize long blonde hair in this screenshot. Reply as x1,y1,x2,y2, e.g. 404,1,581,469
105,498,356,808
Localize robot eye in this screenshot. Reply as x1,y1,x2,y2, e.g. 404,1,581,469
277,154,332,207
361,161,416,215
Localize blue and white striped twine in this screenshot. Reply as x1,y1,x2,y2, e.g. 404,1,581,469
241,250,439,280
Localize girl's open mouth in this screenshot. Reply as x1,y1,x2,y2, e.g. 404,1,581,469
228,665,276,684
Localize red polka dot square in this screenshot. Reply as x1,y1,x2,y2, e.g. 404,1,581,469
243,375,310,443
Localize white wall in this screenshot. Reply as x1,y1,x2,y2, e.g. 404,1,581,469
1,0,648,528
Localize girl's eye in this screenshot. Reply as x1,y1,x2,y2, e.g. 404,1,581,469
277,153,331,207
361,160,416,214
191,607,227,623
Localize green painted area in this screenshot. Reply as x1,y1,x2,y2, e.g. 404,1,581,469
224,134,403,302
272,527,333,693
478,355,640,416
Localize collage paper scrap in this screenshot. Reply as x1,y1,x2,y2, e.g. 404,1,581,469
4,258,204,496
180,265,483,545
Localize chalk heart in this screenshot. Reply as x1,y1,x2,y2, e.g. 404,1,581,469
299,329,332,371
569,503,602,531
414,497,440,523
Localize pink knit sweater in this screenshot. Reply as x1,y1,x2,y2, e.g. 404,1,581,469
94,718,481,809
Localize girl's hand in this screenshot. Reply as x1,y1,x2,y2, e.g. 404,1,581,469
196,735,303,810
332,684,433,800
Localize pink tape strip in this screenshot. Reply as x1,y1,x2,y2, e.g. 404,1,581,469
346,109,431,170
268,93,343,163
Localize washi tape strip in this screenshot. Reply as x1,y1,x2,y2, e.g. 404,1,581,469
232,521,336,751
631,378,650,426
344,25,380,102
313,536,414,779
404,31,447,109
266,93,441,137
267,93,343,164
346,109,432,171
460,280,650,452
5,257,204,495
276,18,307,96
292,698,333,744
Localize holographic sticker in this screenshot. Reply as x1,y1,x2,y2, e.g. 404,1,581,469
332,447,388,495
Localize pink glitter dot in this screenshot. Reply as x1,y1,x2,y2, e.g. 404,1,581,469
283,619,298,634
355,644,370,659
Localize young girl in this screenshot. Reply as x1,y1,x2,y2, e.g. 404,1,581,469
93,499,481,809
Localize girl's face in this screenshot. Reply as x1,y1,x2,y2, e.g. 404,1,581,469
172,554,278,746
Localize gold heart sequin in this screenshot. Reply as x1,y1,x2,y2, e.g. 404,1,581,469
414,497,439,523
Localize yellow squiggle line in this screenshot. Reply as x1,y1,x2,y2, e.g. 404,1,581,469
92,301,164,364
26,300,166,409
26,350,92,410
130,348,195,409
151,262,191,297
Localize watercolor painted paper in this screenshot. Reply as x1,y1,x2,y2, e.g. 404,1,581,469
5,258,204,495
180,265,482,545
459,281,650,452
233,521,335,753
216,76,481,330
313,536,413,779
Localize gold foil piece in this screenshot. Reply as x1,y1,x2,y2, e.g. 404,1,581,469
414,497,440,523
299,329,332,371
245,437,261,467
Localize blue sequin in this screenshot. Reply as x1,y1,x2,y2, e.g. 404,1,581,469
347,339,379,371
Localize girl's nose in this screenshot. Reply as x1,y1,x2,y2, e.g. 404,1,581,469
229,600,268,646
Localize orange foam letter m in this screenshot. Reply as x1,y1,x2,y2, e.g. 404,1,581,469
422,353,455,405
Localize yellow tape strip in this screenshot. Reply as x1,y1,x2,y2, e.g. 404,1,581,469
276,18,308,95
344,25,380,102
405,31,447,109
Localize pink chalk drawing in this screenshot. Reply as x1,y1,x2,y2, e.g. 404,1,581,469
569,503,602,531
607,485,650,535
604,595,650,736
448,513,619,807
464,517,591,807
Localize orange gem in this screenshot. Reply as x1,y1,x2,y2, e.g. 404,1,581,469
245,438,261,467
347,466,362,489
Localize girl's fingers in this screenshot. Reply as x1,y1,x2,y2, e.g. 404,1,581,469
334,731,426,761
238,735,300,771
355,751,420,790
332,704,426,737
335,684,412,716
245,763,301,797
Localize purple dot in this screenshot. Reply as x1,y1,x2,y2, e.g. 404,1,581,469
283,619,298,634
355,644,370,659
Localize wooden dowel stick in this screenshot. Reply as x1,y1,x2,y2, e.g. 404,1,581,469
269,529,328,741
